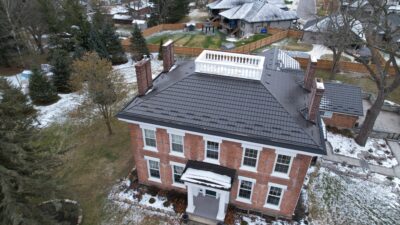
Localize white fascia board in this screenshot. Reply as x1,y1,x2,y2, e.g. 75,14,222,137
118,118,321,157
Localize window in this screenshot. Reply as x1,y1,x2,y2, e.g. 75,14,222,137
266,186,283,208
148,160,160,179
206,141,219,160
242,148,258,168
143,129,156,148
321,111,333,118
238,180,253,200
172,165,184,184
205,189,217,198
274,154,292,174
170,134,184,154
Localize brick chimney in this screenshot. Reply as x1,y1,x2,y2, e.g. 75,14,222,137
162,39,174,72
135,57,152,96
308,78,325,123
304,56,317,91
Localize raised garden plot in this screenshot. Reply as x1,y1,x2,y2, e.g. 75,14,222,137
327,132,398,168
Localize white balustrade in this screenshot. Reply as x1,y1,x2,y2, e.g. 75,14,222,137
195,50,265,80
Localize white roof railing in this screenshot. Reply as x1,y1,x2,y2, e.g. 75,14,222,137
195,50,265,80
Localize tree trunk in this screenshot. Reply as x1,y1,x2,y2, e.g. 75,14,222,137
355,89,385,146
330,49,342,80
105,117,113,135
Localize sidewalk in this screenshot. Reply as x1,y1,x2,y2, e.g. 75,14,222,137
322,140,400,178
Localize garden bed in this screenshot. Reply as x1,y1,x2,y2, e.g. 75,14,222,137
327,132,398,167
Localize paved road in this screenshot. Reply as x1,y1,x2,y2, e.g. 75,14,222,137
322,140,400,178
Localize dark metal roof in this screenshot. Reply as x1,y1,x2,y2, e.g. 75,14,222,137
182,160,236,190
117,49,326,155
321,82,364,116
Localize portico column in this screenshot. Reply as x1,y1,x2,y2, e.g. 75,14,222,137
216,191,226,221
186,183,195,213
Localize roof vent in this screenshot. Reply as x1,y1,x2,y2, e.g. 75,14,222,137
195,50,265,80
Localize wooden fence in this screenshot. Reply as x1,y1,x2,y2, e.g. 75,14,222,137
122,24,397,75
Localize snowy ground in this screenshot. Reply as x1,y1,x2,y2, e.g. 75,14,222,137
6,53,163,128
187,9,208,23
307,166,400,225
327,132,398,168
102,179,179,225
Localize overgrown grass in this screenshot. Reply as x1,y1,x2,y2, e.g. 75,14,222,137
35,118,133,225
316,69,400,104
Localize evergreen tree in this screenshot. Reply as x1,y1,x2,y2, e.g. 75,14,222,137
0,78,55,225
29,68,59,105
50,49,72,93
167,0,190,23
130,24,150,61
101,22,127,65
158,38,164,60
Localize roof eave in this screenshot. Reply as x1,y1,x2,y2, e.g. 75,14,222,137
116,113,327,156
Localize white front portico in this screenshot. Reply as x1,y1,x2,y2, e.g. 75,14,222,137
180,160,236,224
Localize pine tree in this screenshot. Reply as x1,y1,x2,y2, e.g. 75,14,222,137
29,68,59,105
0,78,55,225
130,24,150,61
101,22,127,65
50,49,72,93
158,38,164,60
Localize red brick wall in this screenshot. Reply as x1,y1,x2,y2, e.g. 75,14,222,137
128,123,313,218
323,113,359,129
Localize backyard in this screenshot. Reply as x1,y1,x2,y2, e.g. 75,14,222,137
146,31,270,49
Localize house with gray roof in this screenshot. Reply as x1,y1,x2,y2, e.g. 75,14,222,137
207,0,297,37
117,43,327,224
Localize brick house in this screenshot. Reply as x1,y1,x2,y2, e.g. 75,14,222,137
117,44,327,224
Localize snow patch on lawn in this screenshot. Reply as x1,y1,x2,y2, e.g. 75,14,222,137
103,179,179,225
113,53,163,84
308,167,400,224
35,93,85,127
328,132,398,168
306,44,332,60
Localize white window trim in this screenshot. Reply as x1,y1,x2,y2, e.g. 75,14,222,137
271,153,296,180
168,133,185,158
203,139,221,165
264,182,287,210
236,176,256,204
240,144,262,173
170,161,186,189
119,120,323,157
144,156,161,183
141,127,158,152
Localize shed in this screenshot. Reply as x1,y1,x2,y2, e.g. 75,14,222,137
320,82,364,128
132,19,147,30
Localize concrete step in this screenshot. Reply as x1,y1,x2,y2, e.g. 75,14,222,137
187,213,220,225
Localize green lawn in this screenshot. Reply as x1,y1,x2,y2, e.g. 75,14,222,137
316,69,400,104
146,32,271,50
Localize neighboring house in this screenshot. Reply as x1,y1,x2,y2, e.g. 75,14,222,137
132,19,148,30
302,14,364,45
207,0,295,37
117,44,328,224
113,14,133,24
129,0,154,19
320,82,364,128
346,0,400,15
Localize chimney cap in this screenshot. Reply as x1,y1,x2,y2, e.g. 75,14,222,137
315,78,325,90
163,39,173,47
311,56,318,63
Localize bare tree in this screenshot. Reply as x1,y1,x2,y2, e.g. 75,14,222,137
315,7,364,79
334,0,400,145
71,52,128,135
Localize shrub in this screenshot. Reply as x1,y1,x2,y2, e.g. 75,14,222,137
149,197,156,204
147,186,160,196
163,201,171,208
240,220,249,225
166,191,187,213
224,205,236,225
386,176,394,181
